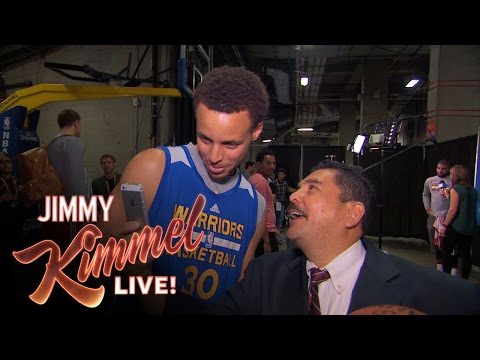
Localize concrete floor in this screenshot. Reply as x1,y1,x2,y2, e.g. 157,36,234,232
365,236,480,285
278,232,480,285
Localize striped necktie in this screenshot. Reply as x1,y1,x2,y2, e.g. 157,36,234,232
308,267,330,315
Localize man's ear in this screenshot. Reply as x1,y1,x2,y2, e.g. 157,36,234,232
251,122,263,141
345,202,365,229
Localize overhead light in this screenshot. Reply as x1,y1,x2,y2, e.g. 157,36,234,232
300,77,309,86
297,127,313,132
405,79,419,88
262,139,272,143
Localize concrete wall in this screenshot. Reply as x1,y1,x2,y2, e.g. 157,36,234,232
428,45,480,143
2,45,178,181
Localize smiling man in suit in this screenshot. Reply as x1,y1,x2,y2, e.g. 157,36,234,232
214,161,480,315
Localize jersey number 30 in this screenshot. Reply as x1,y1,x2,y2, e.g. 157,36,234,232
181,265,219,300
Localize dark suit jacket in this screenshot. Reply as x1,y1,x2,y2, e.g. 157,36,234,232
91,173,121,199
214,239,480,315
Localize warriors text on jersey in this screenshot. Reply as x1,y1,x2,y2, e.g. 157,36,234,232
150,145,259,303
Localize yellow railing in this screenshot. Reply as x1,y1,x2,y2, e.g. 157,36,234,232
0,83,182,113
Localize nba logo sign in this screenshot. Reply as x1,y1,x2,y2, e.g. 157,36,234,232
206,232,215,248
3,117,10,130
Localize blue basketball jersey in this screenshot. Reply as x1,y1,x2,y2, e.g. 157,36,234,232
150,145,258,303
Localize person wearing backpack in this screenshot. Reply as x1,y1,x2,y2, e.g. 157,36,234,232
47,109,91,202
45,108,91,243
42,109,94,314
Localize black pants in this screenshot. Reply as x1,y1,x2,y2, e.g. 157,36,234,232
255,232,279,257
442,226,473,279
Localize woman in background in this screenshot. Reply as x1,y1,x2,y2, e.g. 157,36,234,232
439,165,477,279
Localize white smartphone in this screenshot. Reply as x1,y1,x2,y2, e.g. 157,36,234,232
121,183,149,225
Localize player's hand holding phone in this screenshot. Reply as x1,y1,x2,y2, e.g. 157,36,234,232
119,183,153,275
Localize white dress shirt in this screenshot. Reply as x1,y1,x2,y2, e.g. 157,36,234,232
306,239,366,315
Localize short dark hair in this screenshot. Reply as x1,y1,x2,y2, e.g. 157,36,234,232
245,161,255,169
312,161,375,231
100,154,116,164
277,168,286,174
438,159,451,168
57,109,81,128
256,149,275,163
193,65,269,128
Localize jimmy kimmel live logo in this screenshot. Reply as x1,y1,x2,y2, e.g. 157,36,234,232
12,194,206,308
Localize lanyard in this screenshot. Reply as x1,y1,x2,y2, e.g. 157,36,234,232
105,174,116,194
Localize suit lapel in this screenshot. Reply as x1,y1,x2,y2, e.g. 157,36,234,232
276,252,309,315
348,239,403,313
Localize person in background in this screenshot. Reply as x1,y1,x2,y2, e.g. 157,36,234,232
0,151,22,237
0,152,24,313
439,165,477,280
0,152,18,206
249,149,278,257
48,109,91,203
212,161,480,315
242,161,255,179
43,109,93,314
92,154,121,199
422,159,451,272
273,168,295,229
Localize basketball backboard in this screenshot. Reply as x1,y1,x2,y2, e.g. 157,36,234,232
177,45,210,97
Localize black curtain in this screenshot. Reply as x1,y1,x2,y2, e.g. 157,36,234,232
303,146,346,177
360,145,427,238
176,97,196,145
267,145,301,187
268,145,347,187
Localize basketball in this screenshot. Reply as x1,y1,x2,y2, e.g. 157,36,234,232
349,304,425,315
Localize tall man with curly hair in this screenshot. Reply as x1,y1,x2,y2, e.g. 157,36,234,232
100,66,269,314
